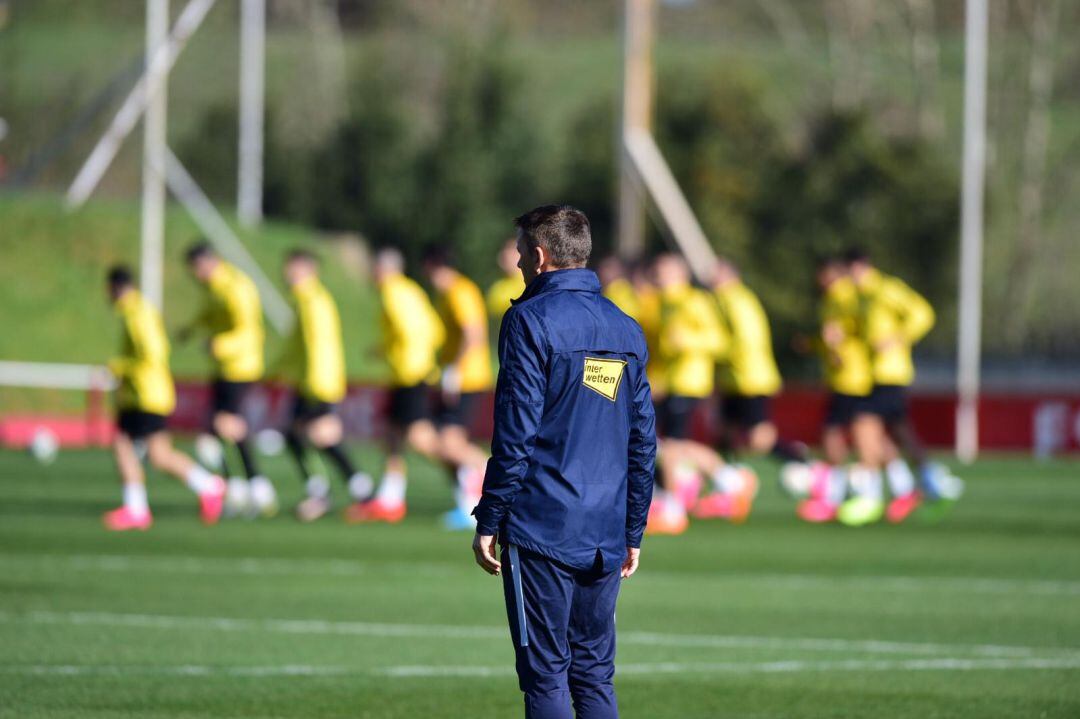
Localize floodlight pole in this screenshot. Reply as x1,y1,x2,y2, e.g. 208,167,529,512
140,0,169,310
617,0,655,260
956,0,989,464
238,0,265,228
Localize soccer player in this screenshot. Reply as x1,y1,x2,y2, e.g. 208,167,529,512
845,248,958,523
485,237,526,324
648,253,752,533
349,248,444,523
597,255,639,320
707,259,809,483
102,265,225,531
276,250,371,522
797,255,885,524
179,242,276,518
421,246,494,530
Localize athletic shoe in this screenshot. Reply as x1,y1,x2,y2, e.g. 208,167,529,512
918,498,959,524
248,477,279,519
295,495,332,523
836,496,885,527
886,492,922,524
198,477,227,526
103,506,153,531
343,498,406,524
691,491,736,520
673,472,704,510
645,500,688,535
797,498,837,523
223,477,251,519
441,507,477,531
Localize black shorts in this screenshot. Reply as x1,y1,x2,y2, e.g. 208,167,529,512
389,384,431,428
720,394,771,429
824,392,870,427
291,395,336,424
211,379,253,415
656,395,701,440
117,410,168,440
869,384,909,423
436,391,482,429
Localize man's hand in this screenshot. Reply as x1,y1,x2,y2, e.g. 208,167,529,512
472,533,501,576
620,547,641,579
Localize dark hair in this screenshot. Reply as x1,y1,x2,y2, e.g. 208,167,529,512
107,264,134,288
184,240,214,264
421,244,455,269
842,246,870,265
285,248,318,264
514,204,592,269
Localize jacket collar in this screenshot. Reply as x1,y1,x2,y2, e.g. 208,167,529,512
514,268,600,305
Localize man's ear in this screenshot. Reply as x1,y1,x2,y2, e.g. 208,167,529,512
534,244,548,274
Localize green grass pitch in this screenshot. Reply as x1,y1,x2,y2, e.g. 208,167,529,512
1,446,1078,718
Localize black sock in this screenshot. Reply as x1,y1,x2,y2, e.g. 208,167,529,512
320,443,358,481
235,438,260,479
285,429,313,481
770,440,807,464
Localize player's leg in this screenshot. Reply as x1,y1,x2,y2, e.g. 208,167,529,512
796,394,854,522
434,393,488,530
143,429,226,525
567,557,621,718
647,397,692,534
306,409,374,510
104,423,152,531
286,397,332,521
837,410,887,526
347,387,426,523
212,380,277,518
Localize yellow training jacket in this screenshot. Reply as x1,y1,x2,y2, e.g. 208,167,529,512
603,278,640,321
657,283,728,399
189,262,264,382
856,268,936,387
436,272,494,393
486,273,526,324
713,280,782,397
819,277,873,397
110,290,176,415
380,272,444,388
279,276,346,403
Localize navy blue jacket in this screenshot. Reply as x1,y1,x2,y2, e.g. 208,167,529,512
473,268,656,573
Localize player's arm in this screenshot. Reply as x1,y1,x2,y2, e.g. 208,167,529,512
472,309,549,573
624,344,656,578
210,284,260,359
897,282,936,345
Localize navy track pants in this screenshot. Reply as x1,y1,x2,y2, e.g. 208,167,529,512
501,545,621,719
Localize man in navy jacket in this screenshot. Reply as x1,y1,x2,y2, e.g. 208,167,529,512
472,204,656,719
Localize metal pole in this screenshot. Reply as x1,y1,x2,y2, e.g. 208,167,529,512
238,0,265,228
955,0,989,464
616,0,654,260
140,0,169,310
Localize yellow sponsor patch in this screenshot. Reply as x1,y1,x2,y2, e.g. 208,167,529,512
582,356,627,401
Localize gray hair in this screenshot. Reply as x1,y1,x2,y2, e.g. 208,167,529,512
514,205,592,269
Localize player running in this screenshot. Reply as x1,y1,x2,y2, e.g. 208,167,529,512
845,249,960,523
101,266,225,531
706,259,810,507
648,254,751,533
179,242,277,518
275,250,371,522
796,256,885,524
350,248,445,523
421,246,495,530
485,237,526,324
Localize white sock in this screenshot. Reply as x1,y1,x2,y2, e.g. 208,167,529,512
305,475,330,500
249,476,277,506
849,466,884,502
825,466,848,505
711,465,744,495
886,459,916,498
123,483,149,516
185,465,219,496
376,472,406,505
347,472,374,502
662,490,687,521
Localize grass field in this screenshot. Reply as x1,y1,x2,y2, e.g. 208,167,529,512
2,448,1079,717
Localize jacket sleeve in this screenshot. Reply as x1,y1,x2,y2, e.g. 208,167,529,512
472,308,548,536
625,346,656,548
211,282,262,360
894,281,936,344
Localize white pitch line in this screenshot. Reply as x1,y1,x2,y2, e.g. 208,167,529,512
3,609,1078,660
4,656,1079,680
4,553,1079,597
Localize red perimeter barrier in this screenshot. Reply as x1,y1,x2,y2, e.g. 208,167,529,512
2,382,1079,454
